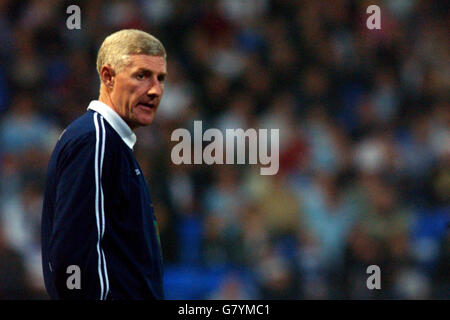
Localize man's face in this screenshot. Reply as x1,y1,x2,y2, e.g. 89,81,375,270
109,54,166,129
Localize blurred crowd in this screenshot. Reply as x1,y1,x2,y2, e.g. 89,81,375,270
0,0,448,299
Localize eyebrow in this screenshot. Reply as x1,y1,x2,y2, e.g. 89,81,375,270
134,68,167,77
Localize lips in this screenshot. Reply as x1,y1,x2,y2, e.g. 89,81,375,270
137,102,155,110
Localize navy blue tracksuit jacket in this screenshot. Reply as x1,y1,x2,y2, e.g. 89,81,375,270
41,100,164,300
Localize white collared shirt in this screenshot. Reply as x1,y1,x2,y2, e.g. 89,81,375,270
87,100,137,150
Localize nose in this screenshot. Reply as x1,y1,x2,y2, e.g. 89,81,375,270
147,77,163,99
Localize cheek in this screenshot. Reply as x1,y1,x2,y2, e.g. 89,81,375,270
114,83,131,103
127,85,141,107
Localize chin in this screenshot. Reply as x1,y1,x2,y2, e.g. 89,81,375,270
132,109,157,128
140,116,154,126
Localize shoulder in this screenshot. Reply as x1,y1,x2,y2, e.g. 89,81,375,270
55,111,123,163
60,111,121,147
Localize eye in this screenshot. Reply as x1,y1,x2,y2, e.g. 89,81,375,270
158,74,166,83
136,73,145,80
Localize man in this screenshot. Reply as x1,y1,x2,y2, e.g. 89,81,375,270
41,29,167,300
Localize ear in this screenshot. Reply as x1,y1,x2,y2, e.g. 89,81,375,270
100,65,116,89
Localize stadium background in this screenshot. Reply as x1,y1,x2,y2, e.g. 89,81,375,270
0,0,448,299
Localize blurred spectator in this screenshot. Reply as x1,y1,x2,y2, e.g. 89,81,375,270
0,225,29,299
0,0,448,300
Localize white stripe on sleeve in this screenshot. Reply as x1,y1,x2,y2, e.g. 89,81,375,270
93,113,105,300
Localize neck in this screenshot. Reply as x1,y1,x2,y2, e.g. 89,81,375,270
98,86,114,110
98,87,136,130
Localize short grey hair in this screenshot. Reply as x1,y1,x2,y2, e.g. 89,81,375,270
96,29,166,79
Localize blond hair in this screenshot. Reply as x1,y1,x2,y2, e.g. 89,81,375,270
96,29,166,80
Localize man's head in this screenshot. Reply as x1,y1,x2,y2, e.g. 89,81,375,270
97,29,167,129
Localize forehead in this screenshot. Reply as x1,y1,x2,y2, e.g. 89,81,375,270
126,54,167,73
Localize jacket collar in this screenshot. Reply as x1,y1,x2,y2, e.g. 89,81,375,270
87,100,136,149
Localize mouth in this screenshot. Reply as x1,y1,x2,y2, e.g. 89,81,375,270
136,102,156,110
